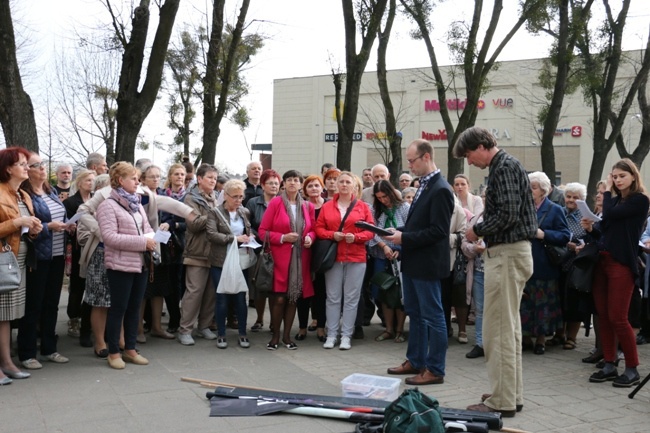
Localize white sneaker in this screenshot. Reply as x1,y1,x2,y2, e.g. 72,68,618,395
21,358,43,370
323,337,336,349
42,352,69,363
199,328,218,340
177,333,195,346
339,336,351,350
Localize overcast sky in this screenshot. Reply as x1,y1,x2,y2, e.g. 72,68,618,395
12,0,650,174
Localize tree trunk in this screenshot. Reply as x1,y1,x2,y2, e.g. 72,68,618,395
200,0,250,165
376,0,402,188
0,0,39,152
400,0,544,181
113,0,180,162
336,0,389,171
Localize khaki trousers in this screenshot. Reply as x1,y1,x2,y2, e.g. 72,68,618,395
179,265,216,335
483,240,533,411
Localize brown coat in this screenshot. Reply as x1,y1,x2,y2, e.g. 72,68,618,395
206,205,252,268
0,182,35,256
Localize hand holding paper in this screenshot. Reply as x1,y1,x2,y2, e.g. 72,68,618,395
576,200,601,222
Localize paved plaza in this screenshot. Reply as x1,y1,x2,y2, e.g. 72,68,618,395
1,291,649,433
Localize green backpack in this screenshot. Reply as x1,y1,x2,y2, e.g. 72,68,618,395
383,388,445,433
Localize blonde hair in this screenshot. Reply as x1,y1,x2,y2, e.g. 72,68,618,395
70,169,96,195
223,179,246,195
164,163,186,188
109,161,137,189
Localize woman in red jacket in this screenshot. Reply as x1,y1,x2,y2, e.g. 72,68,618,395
315,171,374,350
259,170,316,350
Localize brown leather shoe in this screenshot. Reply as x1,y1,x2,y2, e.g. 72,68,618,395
404,369,444,385
481,393,523,412
467,402,516,418
387,360,420,375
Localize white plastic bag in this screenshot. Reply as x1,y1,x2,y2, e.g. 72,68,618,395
216,240,249,294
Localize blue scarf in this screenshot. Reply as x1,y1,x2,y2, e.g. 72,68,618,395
115,187,141,214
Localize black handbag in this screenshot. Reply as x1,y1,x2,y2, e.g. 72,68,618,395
251,232,274,295
452,233,467,286
0,239,21,293
567,242,600,293
538,209,569,266
312,199,357,274
370,259,402,309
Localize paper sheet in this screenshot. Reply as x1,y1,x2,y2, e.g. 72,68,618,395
240,237,261,249
67,212,84,224
576,200,601,222
153,230,172,243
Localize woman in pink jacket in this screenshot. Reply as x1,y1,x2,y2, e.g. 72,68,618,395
97,162,156,370
259,170,316,350
315,171,374,350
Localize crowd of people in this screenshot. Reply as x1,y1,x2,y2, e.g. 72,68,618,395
1,130,649,421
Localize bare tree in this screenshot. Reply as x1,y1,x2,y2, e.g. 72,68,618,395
0,0,38,151
104,0,181,163
612,52,650,168
400,0,545,180
199,0,257,165
528,0,595,183
576,0,650,206
335,0,390,171
52,40,119,165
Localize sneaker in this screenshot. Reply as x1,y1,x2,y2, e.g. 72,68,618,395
339,336,351,350
466,345,485,359
67,318,80,338
199,328,218,340
238,337,250,348
42,352,69,363
21,358,43,370
216,337,228,349
177,333,195,346
323,337,336,349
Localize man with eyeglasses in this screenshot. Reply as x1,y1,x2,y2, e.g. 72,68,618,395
384,139,454,386
453,126,536,418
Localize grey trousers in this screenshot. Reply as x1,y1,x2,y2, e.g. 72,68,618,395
324,262,366,338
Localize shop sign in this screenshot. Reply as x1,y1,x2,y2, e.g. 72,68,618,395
424,99,485,112
325,132,362,142
492,98,514,108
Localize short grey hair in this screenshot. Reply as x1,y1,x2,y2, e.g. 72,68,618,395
564,182,587,201
528,171,551,197
371,164,389,176
93,174,110,190
223,179,246,195
86,152,105,169
399,173,413,181
56,163,72,173
402,187,417,196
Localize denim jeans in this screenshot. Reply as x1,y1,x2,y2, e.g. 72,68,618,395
472,270,485,347
210,267,248,337
401,273,447,376
106,269,148,354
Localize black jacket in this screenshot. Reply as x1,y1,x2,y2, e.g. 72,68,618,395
400,172,454,280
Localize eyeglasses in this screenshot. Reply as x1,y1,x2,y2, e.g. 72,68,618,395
13,162,29,168
406,155,423,165
146,175,161,179
226,193,244,201
28,162,46,169
264,181,280,186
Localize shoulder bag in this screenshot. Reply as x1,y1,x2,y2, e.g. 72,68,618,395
538,208,569,266
370,259,402,309
250,232,274,295
312,199,357,274
0,239,21,293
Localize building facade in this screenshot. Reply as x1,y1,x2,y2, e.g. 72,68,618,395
271,54,647,191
